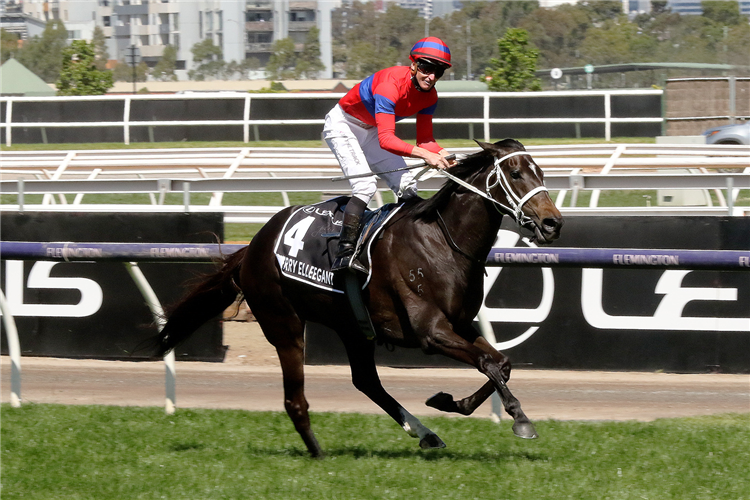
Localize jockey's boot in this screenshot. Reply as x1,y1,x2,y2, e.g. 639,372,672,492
332,197,368,274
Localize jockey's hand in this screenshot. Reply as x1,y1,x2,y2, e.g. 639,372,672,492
423,150,451,170
439,149,456,167
412,146,453,170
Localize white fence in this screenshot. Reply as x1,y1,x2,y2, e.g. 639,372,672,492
2,144,749,220
1,89,664,146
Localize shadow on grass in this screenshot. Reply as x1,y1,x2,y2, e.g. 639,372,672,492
170,441,208,452
245,444,547,462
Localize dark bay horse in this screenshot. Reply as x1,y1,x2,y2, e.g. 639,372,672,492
150,139,563,457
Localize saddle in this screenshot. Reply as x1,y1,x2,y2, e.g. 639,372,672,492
273,196,403,294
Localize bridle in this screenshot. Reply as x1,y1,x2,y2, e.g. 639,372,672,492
437,150,548,229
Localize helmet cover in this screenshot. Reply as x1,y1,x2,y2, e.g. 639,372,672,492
409,37,451,67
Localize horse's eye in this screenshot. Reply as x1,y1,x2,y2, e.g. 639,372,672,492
510,170,522,180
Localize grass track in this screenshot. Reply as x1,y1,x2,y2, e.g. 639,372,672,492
2,404,748,499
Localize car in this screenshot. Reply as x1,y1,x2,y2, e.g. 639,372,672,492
702,121,750,145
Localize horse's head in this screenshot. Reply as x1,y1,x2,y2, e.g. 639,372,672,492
476,139,563,244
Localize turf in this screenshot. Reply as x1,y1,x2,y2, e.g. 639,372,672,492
2,404,748,499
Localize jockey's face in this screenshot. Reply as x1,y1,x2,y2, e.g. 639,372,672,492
410,59,443,91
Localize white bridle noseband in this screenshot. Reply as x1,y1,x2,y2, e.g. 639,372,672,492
437,150,548,227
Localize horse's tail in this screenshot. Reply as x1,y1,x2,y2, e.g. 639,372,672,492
142,246,247,359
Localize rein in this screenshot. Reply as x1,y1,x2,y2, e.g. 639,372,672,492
435,210,486,269
438,150,548,228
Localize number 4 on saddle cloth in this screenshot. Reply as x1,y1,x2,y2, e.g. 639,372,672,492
273,197,403,339
273,196,403,293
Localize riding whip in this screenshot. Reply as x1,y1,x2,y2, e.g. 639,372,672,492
331,154,456,182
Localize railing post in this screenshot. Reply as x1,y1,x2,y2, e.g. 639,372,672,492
183,181,190,213
123,262,176,415
243,95,251,143
0,289,23,408
483,94,490,142
727,177,734,216
123,96,131,145
5,98,12,147
604,92,612,142
17,178,24,213
728,76,736,125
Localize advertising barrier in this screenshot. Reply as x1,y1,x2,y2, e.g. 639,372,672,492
0,213,226,361
307,216,750,373
3,213,748,372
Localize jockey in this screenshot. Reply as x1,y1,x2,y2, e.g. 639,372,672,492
323,36,454,274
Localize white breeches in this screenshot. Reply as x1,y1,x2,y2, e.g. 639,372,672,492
323,104,418,204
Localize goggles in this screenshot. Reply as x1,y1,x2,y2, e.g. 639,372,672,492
416,59,446,79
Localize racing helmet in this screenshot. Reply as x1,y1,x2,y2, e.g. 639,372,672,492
409,37,452,68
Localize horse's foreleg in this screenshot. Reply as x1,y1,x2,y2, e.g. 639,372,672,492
425,380,495,415
425,336,506,416
423,320,538,439
340,336,446,449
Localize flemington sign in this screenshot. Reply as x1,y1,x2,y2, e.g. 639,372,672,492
0,213,227,361
477,217,750,373
1,213,749,372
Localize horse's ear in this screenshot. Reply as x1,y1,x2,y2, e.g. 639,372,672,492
474,140,496,151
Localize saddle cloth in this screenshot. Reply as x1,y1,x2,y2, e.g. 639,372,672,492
273,197,403,293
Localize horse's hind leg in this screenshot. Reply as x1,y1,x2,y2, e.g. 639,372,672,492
254,311,324,458
339,334,446,449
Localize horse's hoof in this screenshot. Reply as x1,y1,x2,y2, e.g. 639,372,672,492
425,392,455,412
512,422,539,440
419,433,446,449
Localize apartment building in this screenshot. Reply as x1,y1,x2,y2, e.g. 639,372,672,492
668,0,750,15
18,0,336,80
22,0,100,40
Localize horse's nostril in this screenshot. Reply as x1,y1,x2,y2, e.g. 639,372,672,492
543,218,562,232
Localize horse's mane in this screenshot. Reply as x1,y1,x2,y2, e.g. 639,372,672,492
408,139,524,221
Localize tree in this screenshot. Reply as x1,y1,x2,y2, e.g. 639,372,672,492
345,41,397,79
238,57,261,79
296,26,326,78
16,19,68,83
1,29,21,63
265,37,296,80
484,28,541,91
56,39,114,95
724,22,750,67
580,0,625,24
651,0,670,15
702,0,742,26
152,45,178,81
580,20,655,65
188,38,224,80
520,5,591,68
112,59,148,82
91,26,109,71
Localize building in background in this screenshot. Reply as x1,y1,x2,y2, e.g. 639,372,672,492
1,0,43,39
21,0,99,41
17,0,338,80
667,0,750,15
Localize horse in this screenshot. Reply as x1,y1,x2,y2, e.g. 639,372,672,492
148,138,563,458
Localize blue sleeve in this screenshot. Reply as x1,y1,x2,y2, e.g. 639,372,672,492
374,94,396,115
418,101,438,115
